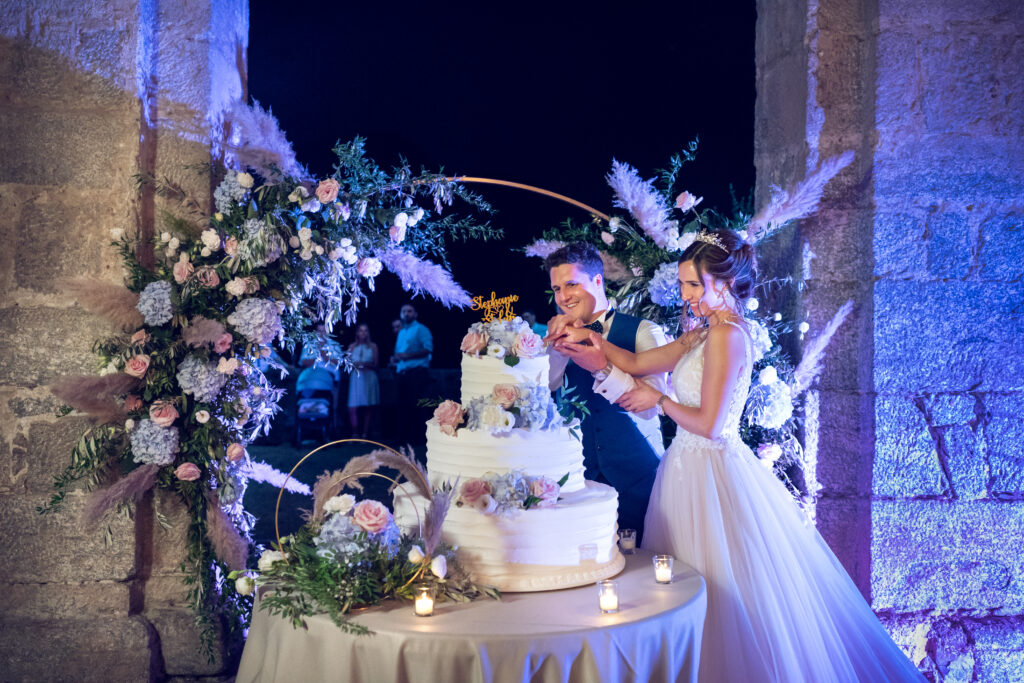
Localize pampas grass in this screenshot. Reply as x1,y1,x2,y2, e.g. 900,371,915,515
378,249,473,309
524,239,565,260
421,485,455,555
82,464,159,525
599,252,632,283
182,316,228,348
205,496,250,571
606,160,674,248
223,100,306,180
791,300,854,397
50,374,140,423
61,277,144,331
311,447,430,523
244,460,311,495
749,151,855,243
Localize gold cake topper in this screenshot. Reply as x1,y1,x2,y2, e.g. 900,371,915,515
471,291,520,322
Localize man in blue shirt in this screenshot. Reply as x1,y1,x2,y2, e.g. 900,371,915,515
392,302,433,447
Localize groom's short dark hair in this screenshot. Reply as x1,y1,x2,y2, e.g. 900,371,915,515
543,242,604,279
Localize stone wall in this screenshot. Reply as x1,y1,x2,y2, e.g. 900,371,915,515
0,1,247,680
755,0,1024,680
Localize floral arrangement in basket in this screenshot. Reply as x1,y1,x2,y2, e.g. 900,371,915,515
527,142,856,517
247,448,499,633
41,102,499,656
460,318,545,366
455,471,569,517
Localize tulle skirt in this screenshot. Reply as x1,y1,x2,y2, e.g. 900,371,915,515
643,432,924,682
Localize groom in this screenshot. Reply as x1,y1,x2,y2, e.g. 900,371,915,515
543,242,669,543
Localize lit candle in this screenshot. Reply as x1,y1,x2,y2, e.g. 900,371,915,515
414,583,434,617
618,529,637,554
597,580,619,614
653,554,674,584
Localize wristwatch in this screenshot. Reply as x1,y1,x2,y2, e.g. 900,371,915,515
656,394,669,416
592,361,615,383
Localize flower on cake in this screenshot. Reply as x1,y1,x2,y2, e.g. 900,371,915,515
459,479,493,507
486,343,505,359
479,403,514,434
491,384,520,409
513,330,543,359
459,330,488,355
462,319,547,365
457,471,568,516
433,400,464,436
529,476,561,508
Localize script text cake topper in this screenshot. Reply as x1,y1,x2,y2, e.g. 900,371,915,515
471,291,519,322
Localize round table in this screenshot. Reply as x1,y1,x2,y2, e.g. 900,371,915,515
236,550,706,683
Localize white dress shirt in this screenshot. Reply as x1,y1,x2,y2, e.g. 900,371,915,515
548,310,671,456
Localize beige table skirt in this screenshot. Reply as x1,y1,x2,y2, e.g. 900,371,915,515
237,550,706,683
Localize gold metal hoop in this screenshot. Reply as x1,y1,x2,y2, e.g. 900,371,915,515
273,439,428,565
446,176,611,222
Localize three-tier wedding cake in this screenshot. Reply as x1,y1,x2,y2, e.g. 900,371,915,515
393,319,624,592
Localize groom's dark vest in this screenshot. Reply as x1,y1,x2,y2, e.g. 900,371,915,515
563,312,661,543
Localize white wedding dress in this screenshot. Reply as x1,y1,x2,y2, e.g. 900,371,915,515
643,323,924,682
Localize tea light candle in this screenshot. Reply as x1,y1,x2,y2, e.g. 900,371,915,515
653,554,674,584
597,580,619,614
414,583,434,617
618,528,637,554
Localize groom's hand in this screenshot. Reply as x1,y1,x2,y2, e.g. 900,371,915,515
555,331,607,372
544,314,583,345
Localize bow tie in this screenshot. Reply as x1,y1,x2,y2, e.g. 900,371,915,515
582,310,613,334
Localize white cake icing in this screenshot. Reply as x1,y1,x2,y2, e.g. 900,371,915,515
459,354,549,404
424,422,586,494
394,327,623,593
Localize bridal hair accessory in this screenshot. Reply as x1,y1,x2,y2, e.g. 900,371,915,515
695,230,727,251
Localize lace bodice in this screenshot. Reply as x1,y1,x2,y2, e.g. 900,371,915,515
670,322,752,443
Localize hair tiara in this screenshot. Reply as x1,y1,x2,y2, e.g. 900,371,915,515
695,230,727,251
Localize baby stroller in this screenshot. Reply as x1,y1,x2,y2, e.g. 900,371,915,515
293,366,336,446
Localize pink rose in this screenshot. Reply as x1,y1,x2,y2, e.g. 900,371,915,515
529,477,560,508
124,394,143,412
124,355,150,378
460,331,488,356
242,276,260,294
174,463,201,481
315,178,340,204
226,442,246,463
356,257,382,278
513,331,544,359
149,400,179,427
459,479,493,506
492,383,520,409
173,257,194,284
130,329,149,346
433,400,464,436
213,333,233,354
601,231,614,245
224,236,239,256
674,191,703,213
389,223,406,243
194,266,220,288
352,499,392,533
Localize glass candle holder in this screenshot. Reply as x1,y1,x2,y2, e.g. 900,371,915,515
597,579,619,614
413,582,435,617
653,554,674,584
618,528,637,554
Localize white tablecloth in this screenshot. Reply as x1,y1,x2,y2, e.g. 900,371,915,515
237,550,706,683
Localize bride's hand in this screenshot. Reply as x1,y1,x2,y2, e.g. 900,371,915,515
544,314,583,344
616,382,662,413
555,331,607,372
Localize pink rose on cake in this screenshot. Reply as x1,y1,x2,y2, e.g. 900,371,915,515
460,330,488,356
529,477,561,508
352,499,392,533
492,383,520,409
459,479,493,507
513,330,544,358
434,400,464,436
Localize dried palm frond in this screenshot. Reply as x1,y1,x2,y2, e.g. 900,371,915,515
421,484,455,555
311,447,430,523
182,316,228,348
61,277,144,331
50,374,141,422
791,300,854,397
205,496,250,571
222,100,306,180
82,464,160,525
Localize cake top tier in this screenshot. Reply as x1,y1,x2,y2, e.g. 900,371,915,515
459,319,549,403
459,318,545,362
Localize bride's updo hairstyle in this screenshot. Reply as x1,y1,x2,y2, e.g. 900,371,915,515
678,229,757,305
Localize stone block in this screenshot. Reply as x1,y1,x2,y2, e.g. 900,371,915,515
873,395,948,497
0,108,139,188
943,425,988,500
16,416,96,493
754,0,812,69
0,615,151,682
803,280,874,393
984,393,1024,496
7,388,65,418
0,494,136,583
815,390,874,496
4,580,132,619
874,211,928,278
970,615,1024,650
144,574,193,609
978,211,1024,281
924,394,976,426
925,211,971,279
4,38,135,111
815,495,873,597
974,650,1024,683
814,27,873,134
146,608,228,677
873,280,1024,393
875,30,925,134
804,208,875,282
0,306,114,387
871,500,1024,611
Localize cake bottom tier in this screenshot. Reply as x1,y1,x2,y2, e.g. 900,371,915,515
394,481,625,592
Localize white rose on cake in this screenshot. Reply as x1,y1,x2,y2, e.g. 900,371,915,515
480,404,514,434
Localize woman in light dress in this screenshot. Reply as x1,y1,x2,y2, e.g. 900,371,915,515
347,323,380,439
556,229,924,682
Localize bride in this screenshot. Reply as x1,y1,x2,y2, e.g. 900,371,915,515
554,229,924,681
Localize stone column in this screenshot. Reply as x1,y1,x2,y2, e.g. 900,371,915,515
0,1,247,680
756,0,1024,678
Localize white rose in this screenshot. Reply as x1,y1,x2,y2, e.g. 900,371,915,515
298,227,312,243
288,236,300,248
411,207,424,224
287,186,308,203
160,231,171,243
110,228,124,240
300,249,312,261
340,238,352,248
407,545,425,564
314,245,324,255
758,366,779,385
746,298,760,311
257,549,286,572
677,232,697,252
798,322,810,334
430,555,447,580
323,493,356,516
168,237,180,251
201,247,212,257
124,418,135,431
235,575,255,596
757,443,783,463
225,277,248,297
608,216,621,233
200,229,220,250
236,172,254,189
486,343,506,359
195,410,210,424
394,212,409,229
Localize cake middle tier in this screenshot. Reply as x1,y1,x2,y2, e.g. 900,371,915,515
459,354,550,404
425,421,586,494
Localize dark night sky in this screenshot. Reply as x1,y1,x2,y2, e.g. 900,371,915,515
248,2,756,366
